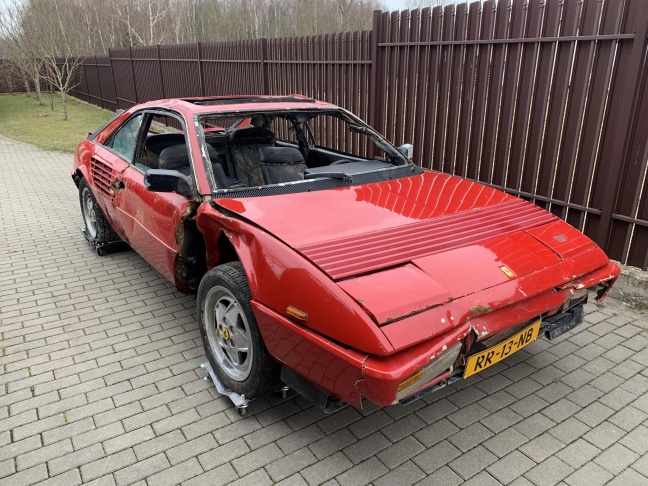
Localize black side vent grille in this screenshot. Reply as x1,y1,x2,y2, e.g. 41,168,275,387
90,158,115,199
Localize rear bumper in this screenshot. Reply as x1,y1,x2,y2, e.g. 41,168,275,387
253,261,618,408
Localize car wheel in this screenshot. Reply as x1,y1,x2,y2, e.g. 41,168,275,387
79,178,119,242
198,261,280,398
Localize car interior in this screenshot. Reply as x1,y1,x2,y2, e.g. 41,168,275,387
135,111,403,192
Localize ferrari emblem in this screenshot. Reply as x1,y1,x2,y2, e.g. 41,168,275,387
500,265,516,278
221,328,230,341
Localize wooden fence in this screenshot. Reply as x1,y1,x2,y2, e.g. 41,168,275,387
54,0,648,270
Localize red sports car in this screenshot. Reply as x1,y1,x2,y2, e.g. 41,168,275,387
73,95,619,411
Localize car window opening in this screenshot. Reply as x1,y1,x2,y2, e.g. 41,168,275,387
197,110,412,193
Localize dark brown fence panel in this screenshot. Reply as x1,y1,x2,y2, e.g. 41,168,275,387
600,0,648,270
519,0,562,197
466,1,495,182
200,40,264,96
96,55,117,111
109,48,137,109
83,57,104,108
159,44,202,98
130,46,164,102
609,66,648,270
587,0,647,256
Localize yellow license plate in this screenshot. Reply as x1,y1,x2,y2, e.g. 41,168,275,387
464,320,541,378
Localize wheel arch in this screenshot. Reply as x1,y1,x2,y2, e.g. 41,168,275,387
72,167,90,187
210,229,259,297
179,227,243,295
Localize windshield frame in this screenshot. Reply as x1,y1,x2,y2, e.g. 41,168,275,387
194,107,413,195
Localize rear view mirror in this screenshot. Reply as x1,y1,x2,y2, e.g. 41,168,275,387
397,144,414,160
144,169,194,199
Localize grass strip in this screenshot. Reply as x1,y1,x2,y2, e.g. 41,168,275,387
0,93,115,153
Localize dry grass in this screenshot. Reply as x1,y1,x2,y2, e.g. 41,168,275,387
0,93,115,153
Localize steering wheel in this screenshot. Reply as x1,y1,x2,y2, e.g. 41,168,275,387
330,160,353,166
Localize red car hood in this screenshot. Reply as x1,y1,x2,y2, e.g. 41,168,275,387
216,171,606,324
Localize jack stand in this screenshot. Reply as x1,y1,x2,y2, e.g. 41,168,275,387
277,385,290,399
82,228,128,256
201,362,252,416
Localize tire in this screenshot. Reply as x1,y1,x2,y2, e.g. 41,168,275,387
79,178,119,243
198,262,280,398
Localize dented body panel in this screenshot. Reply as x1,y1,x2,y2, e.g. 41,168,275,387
73,95,620,409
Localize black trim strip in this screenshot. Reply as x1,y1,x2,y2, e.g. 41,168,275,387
210,166,423,199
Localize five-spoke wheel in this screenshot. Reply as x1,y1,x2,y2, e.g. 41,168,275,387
204,286,253,382
78,178,119,243
198,262,280,398
81,186,98,239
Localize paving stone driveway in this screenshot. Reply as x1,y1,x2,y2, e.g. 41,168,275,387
1,133,648,486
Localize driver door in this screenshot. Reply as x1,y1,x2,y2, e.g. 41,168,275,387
107,112,195,285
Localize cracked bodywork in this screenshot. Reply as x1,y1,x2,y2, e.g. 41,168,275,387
468,305,493,319
173,201,205,293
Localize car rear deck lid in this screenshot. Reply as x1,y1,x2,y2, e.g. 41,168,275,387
299,198,558,280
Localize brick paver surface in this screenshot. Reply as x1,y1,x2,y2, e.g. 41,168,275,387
1,133,648,486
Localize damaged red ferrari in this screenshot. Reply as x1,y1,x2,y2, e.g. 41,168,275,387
72,95,619,412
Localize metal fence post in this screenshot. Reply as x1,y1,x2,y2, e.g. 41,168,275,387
94,56,104,109
81,56,89,102
108,48,119,110
129,46,139,104
260,38,269,95
368,10,384,145
157,44,165,99
197,42,205,96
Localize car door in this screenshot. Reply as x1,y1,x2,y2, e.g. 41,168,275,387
89,113,145,232
109,111,196,285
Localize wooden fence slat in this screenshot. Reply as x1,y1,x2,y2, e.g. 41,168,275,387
412,7,432,167
509,0,545,195
468,0,496,181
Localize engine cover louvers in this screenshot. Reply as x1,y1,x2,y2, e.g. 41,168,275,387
297,199,558,280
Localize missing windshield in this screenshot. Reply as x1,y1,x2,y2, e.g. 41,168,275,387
196,108,412,192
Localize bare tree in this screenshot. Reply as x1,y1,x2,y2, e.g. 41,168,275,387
0,57,18,94
19,0,87,120
0,0,45,104
45,1,86,119
111,0,145,45
145,0,171,44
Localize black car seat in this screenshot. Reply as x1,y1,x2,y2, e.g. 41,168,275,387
228,126,276,186
158,144,229,189
259,147,306,184
141,133,186,169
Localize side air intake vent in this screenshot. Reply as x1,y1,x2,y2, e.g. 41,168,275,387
90,158,115,199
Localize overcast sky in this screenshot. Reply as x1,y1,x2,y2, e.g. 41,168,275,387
386,0,430,10
383,0,411,10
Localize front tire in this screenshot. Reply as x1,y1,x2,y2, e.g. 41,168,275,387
79,178,119,243
198,262,280,398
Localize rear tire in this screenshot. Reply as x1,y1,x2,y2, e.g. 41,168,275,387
79,178,119,243
198,262,280,398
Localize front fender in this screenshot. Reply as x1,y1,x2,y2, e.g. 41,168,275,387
72,140,94,187
196,203,394,356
